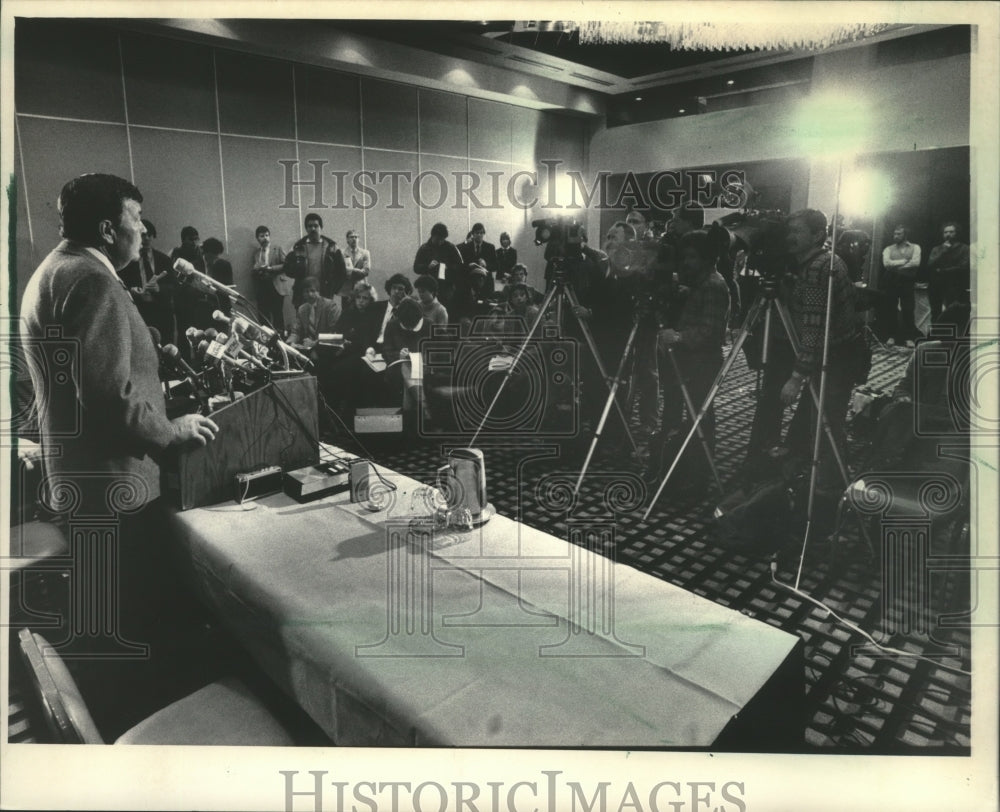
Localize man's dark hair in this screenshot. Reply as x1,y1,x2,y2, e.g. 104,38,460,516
141,218,157,239
942,220,960,234
395,298,423,330
255,225,270,238
508,282,529,299
304,213,324,228
202,237,224,256
57,174,142,244
471,222,485,234
385,273,413,295
414,275,438,295
893,224,908,233
499,231,511,243
181,225,199,242
678,230,717,264
787,208,827,242
430,222,449,240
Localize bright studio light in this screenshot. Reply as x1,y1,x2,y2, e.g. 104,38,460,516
840,169,891,219
793,91,872,158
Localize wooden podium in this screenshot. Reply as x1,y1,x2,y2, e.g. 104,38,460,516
163,374,320,510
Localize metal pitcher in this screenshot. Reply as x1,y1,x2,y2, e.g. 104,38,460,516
436,448,487,519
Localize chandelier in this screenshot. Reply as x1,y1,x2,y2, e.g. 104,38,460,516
516,21,894,50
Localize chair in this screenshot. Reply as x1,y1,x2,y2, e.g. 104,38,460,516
17,629,296,745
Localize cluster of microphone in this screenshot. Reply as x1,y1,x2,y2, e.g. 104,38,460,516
147,259,314,415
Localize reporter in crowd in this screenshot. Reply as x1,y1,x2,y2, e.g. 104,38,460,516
251,225,290,332
746,208,869,482
647,230,730,488
284,213,348,306
413,222,464,310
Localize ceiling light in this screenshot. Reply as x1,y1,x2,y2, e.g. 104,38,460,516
726,79,735,86
634,96,643,101
678,108,686,113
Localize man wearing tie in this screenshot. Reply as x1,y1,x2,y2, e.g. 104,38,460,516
343,228,371,294
119,218,176,345
251,225,289,332
288,277,342,349
459,222,498,292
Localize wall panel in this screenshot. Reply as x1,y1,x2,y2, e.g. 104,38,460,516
362,151,420,290
469,99,512,163
216,50,296,139
362,79,417,153
17,118,132,259
295,65,361,146
121,33,217,132
220,135,302,298
15,19,125,123
419,89,468,159
130,128,226,256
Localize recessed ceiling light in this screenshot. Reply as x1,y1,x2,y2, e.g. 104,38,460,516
634,96,643,101
678,108,686,113
726,79,735,86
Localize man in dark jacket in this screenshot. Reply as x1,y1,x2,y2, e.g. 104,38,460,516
119,218,176,345
283,213,347,305
458,222,498,290
413,222,464,310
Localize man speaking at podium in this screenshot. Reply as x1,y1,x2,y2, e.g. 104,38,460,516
20,173,219,733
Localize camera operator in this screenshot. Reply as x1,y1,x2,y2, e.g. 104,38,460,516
646,230,730,488
745,208,869,481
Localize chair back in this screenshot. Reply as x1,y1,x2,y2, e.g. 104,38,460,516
17,629,104,744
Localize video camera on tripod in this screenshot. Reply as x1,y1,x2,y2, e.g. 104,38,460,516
532,215,585,260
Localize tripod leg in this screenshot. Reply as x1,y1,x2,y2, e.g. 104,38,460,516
665,348,723,494
771,299,850,488
643,293,769,519
573,321,641,497
468,284,561,448
562,286,639,456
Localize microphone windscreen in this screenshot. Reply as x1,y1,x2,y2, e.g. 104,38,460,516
173,258,196,275
212,309,229,323
148,326,162,347
204,328,218,341
196,340,210,360
162,343,181,360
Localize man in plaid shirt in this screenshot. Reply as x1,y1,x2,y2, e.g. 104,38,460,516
648,229,731,487
747,208,868,479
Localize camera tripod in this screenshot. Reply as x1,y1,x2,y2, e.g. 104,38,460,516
572,314,722,498
642,278,851,520
468,270,640,456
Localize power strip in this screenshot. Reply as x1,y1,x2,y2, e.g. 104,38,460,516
234,465,284,503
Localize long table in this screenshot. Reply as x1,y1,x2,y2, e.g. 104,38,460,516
171,448,802,748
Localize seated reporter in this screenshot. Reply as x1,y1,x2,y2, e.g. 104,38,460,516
413,275,449,327
383,298,432,431
337,281,382,356
287,277,343,352
648,230,731,486
500,263,544,306
488,282,542,339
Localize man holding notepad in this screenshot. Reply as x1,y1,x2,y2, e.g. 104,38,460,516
413,221,464,311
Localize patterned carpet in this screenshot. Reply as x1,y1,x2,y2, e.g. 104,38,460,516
353,337,972,753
